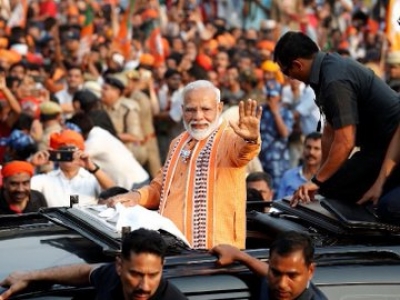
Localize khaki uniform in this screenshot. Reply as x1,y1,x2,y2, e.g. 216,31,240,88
130,91,162,178
104,97,147,165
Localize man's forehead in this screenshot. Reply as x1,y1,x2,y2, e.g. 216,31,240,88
5,173,32,182
184,88,217,103
121,253,164,269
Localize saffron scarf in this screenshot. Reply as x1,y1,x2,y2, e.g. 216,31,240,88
159,122,227,249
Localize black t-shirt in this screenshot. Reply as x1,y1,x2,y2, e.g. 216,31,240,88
90,263,187,300
309,52,400,152
0,188,47,214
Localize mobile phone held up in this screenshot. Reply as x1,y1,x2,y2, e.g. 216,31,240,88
48,150,74,162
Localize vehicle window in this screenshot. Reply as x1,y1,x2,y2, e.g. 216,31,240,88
321,285,400,299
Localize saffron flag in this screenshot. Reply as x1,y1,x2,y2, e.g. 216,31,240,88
78,1,95,62
112,0,135,58
387,0,400,51
142,8,165,66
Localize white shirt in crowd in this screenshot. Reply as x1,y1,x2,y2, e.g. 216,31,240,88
282,82,321,135
31,168,101,207
85,126,149,189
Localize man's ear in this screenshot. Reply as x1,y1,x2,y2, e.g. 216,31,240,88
308,262,316,280
115,256,122,276
218,101,224,113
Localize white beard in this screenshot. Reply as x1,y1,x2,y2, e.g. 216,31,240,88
183,117,221,141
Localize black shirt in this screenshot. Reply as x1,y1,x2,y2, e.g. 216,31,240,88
309,52,400,152
0,188,47,214
90,263,188,300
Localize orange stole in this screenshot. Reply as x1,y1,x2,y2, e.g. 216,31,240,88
159,122,227,249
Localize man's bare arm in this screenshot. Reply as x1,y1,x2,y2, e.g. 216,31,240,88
211,245,268,277
0,264,94,300
316,124,356,182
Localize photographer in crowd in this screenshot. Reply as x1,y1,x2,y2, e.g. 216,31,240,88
30,129,115,207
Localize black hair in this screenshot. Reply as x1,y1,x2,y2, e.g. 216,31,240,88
336,48,351,57
167,52,183,65
164,68,181,79
273,31,319,70
247,188,263,202
12,113,34,131
269,231,315,266
187,64,208,80
246,171,273,189
304,131,322,142
66,64,84,74
121,228,167,261
72,90,99,112
9,62,27,72
67,112,94,137
98,186,129,200
104,76,125,93
239,70,258,88
5,76,21,89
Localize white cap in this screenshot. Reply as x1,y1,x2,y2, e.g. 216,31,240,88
112,52,125,66
83,81,102,98
260,19,277,30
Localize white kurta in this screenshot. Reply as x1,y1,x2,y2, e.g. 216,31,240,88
31,168,101,207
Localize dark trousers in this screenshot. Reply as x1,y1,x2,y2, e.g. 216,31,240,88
377,187,400,223
319,150,385,202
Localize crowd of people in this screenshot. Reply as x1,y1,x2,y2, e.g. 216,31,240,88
0,0,398,230
0,0,400,299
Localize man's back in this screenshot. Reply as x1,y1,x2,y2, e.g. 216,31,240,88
311,52,400,151
85,126,149,189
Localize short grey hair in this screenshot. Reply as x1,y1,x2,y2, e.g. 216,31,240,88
182,80,221,103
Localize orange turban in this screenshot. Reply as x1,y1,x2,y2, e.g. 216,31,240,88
261,60,280,72
141,8,158,21
50,130,85,150
257,40,275,52
1,161,34,178
196,54,213,71
139,53,155,67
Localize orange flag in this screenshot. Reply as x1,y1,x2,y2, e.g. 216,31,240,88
143,8,165,66
78,1,95,62
112,0,135,58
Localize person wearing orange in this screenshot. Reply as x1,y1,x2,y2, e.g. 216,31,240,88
30,130,115,207
108,80,262,249
0,160,47,214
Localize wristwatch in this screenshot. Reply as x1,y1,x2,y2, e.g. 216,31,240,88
88,163,100,174
311,175,323,187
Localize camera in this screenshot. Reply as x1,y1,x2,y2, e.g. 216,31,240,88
48,150,74,162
